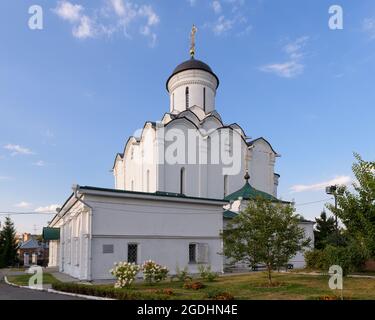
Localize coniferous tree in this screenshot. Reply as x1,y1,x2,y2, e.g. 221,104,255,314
314,210,336,249
0,217,19,267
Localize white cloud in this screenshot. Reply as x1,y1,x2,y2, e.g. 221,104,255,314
110,0,126,16
211,1,222,14
202,0,250,37
33,160,46,167
54,1,159,45
140,25,157,47
236,24,252,37
260,61,304,78
54,1,94,39
260,36,309,78
139,5,160,26
363,18,375,40
138,4,159,46
187,0,197,6
0,176,12,180
290,175,351,193
4,144,34,156
213,15,234,35
53,1,83,22
72,15,95,39
283,36,309,59
34,204,60,213
14,201,32,208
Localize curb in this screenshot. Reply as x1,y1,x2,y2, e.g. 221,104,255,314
4,276,114,300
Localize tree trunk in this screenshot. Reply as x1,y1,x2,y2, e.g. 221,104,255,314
267,264,272,285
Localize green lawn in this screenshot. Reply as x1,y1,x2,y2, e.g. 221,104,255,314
128,272,375,300
9,271,375,300
7,273,61,286
57,272,375,300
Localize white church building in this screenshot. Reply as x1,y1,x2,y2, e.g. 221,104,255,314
44,32,314,281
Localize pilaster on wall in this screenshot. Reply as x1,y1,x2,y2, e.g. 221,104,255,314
199,138,208,198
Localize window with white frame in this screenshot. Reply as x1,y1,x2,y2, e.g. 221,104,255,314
189,243,208,264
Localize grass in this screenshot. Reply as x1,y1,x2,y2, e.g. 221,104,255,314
58,272,375,300
7,273,61,286
8,271,375,299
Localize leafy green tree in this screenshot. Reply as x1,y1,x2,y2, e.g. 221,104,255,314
314,210,337,249
327,154,375,257
223,198,311,284
0,217,19,267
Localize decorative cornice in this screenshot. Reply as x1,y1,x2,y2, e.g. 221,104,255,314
169,79,216,93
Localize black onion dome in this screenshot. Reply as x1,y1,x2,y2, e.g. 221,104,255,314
166,58,219,91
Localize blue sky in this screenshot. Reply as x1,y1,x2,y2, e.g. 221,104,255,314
1,0,374,233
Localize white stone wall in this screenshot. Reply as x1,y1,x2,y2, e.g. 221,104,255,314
88,193,224,279
91,238,222,280
50,201,91,280
50,192,225,281
289,222,315,269
114,117,279,200
48,240,60,267
248,139,277,196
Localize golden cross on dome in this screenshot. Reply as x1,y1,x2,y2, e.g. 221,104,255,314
190,24,198,58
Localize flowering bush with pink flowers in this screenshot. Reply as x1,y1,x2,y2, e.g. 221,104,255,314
110,262,140,288
141,260,169,284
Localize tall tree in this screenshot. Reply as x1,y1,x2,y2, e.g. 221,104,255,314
0,217,19,267
314,210,337,249
223,198,311,284
327,153,375,257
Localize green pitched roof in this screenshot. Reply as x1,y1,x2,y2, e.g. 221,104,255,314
224,182,278,202
42,227,60,240
223,210,238,219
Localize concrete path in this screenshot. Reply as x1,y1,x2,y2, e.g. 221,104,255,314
0,269,84,300
0,281,85,300
50,271,80,283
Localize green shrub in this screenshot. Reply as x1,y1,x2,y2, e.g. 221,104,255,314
323,242,367,275
141,260,169,284
183,281,205,290
197,264,218,282
52,282,170,300
110,262,140,288
171,266,191,282
304,249,327,270
206,289,234,300
305,241,367,275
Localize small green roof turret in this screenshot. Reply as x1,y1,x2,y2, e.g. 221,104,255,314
224,171,279,202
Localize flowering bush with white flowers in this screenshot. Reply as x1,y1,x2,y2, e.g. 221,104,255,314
141,260,169,284
110,262,140,288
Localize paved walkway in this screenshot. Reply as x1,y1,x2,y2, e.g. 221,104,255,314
49,271,80,283
0,281,84,300
0,270,84,300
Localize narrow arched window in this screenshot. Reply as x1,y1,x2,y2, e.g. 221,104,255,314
131,180,134,191
180,167,185,194
224,175,228,197
185,87,189,109
172,93,175,109
146,170,150,192
203,87,206,111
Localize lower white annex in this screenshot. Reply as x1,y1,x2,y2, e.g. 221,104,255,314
46,185,226,280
